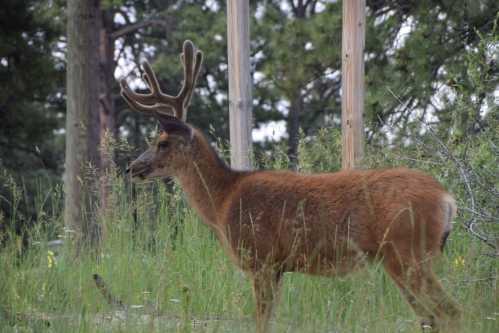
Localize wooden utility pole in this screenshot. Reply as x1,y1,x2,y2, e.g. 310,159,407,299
341,0,366,169
227,0,253,169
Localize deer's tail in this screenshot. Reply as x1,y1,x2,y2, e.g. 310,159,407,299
440,193,457,252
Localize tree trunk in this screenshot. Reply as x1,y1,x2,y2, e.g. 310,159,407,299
287,0,307,170
99,9,117,216
65,0,102,250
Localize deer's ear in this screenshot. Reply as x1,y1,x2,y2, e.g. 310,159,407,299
156,115,193,141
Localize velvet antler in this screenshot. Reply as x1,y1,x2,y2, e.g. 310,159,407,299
120,40,203,121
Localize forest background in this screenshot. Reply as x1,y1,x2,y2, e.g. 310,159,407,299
1,0,498,224
0,0,498,331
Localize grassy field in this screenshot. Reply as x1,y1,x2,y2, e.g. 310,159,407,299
1,178,497,333
1,135,498,332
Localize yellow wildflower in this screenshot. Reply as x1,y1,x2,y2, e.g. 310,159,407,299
453,256,465,269
47,250,56,268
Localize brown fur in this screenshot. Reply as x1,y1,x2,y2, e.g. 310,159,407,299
121,41,460,332
128,128,461,332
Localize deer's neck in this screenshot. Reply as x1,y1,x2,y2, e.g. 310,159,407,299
175,134,244,226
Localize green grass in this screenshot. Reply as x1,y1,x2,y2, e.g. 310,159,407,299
1,177,497,333
1,131,498,332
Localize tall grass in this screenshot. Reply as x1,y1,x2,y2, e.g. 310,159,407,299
0,132,497,332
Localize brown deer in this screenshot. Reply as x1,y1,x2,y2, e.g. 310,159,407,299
120,40,461,333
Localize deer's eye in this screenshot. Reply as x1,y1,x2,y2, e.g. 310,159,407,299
158,141,170,150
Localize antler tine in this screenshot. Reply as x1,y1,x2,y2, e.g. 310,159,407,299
118,62,159,107
119,41,203,120
120,61,177,116
182,50,203,118
120,80,159,114
141,61,177,103
120,79,154,114
141,61,180,116
175,40,204,121
120,77,176,116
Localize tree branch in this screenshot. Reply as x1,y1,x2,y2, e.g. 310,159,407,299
111,19,169,40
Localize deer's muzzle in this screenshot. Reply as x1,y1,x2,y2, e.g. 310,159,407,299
126,162,153,179
127,150,155,179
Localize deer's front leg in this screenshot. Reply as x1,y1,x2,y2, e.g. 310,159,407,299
251,269,283,333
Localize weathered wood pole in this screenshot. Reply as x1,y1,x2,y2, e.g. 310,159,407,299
341,0,366,169
227,0,253,169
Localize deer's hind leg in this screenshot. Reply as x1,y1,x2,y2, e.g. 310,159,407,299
383,248,461,332
251,269,283,333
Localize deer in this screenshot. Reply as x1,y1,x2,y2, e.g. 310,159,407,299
120,40,461,333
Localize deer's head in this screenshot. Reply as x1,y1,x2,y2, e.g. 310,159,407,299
120,40,203,180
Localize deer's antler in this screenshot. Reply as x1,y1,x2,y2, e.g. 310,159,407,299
120,40,203,121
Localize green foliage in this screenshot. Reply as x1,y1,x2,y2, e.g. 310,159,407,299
252,1,342,158
0,138,498,332
1,5,497,330
0,0,65,234
445,14,498,143
365,0,498,143
3,0,497,207
0,0,64,175
298,128,342,172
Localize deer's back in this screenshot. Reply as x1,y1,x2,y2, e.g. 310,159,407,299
220,167,451,274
